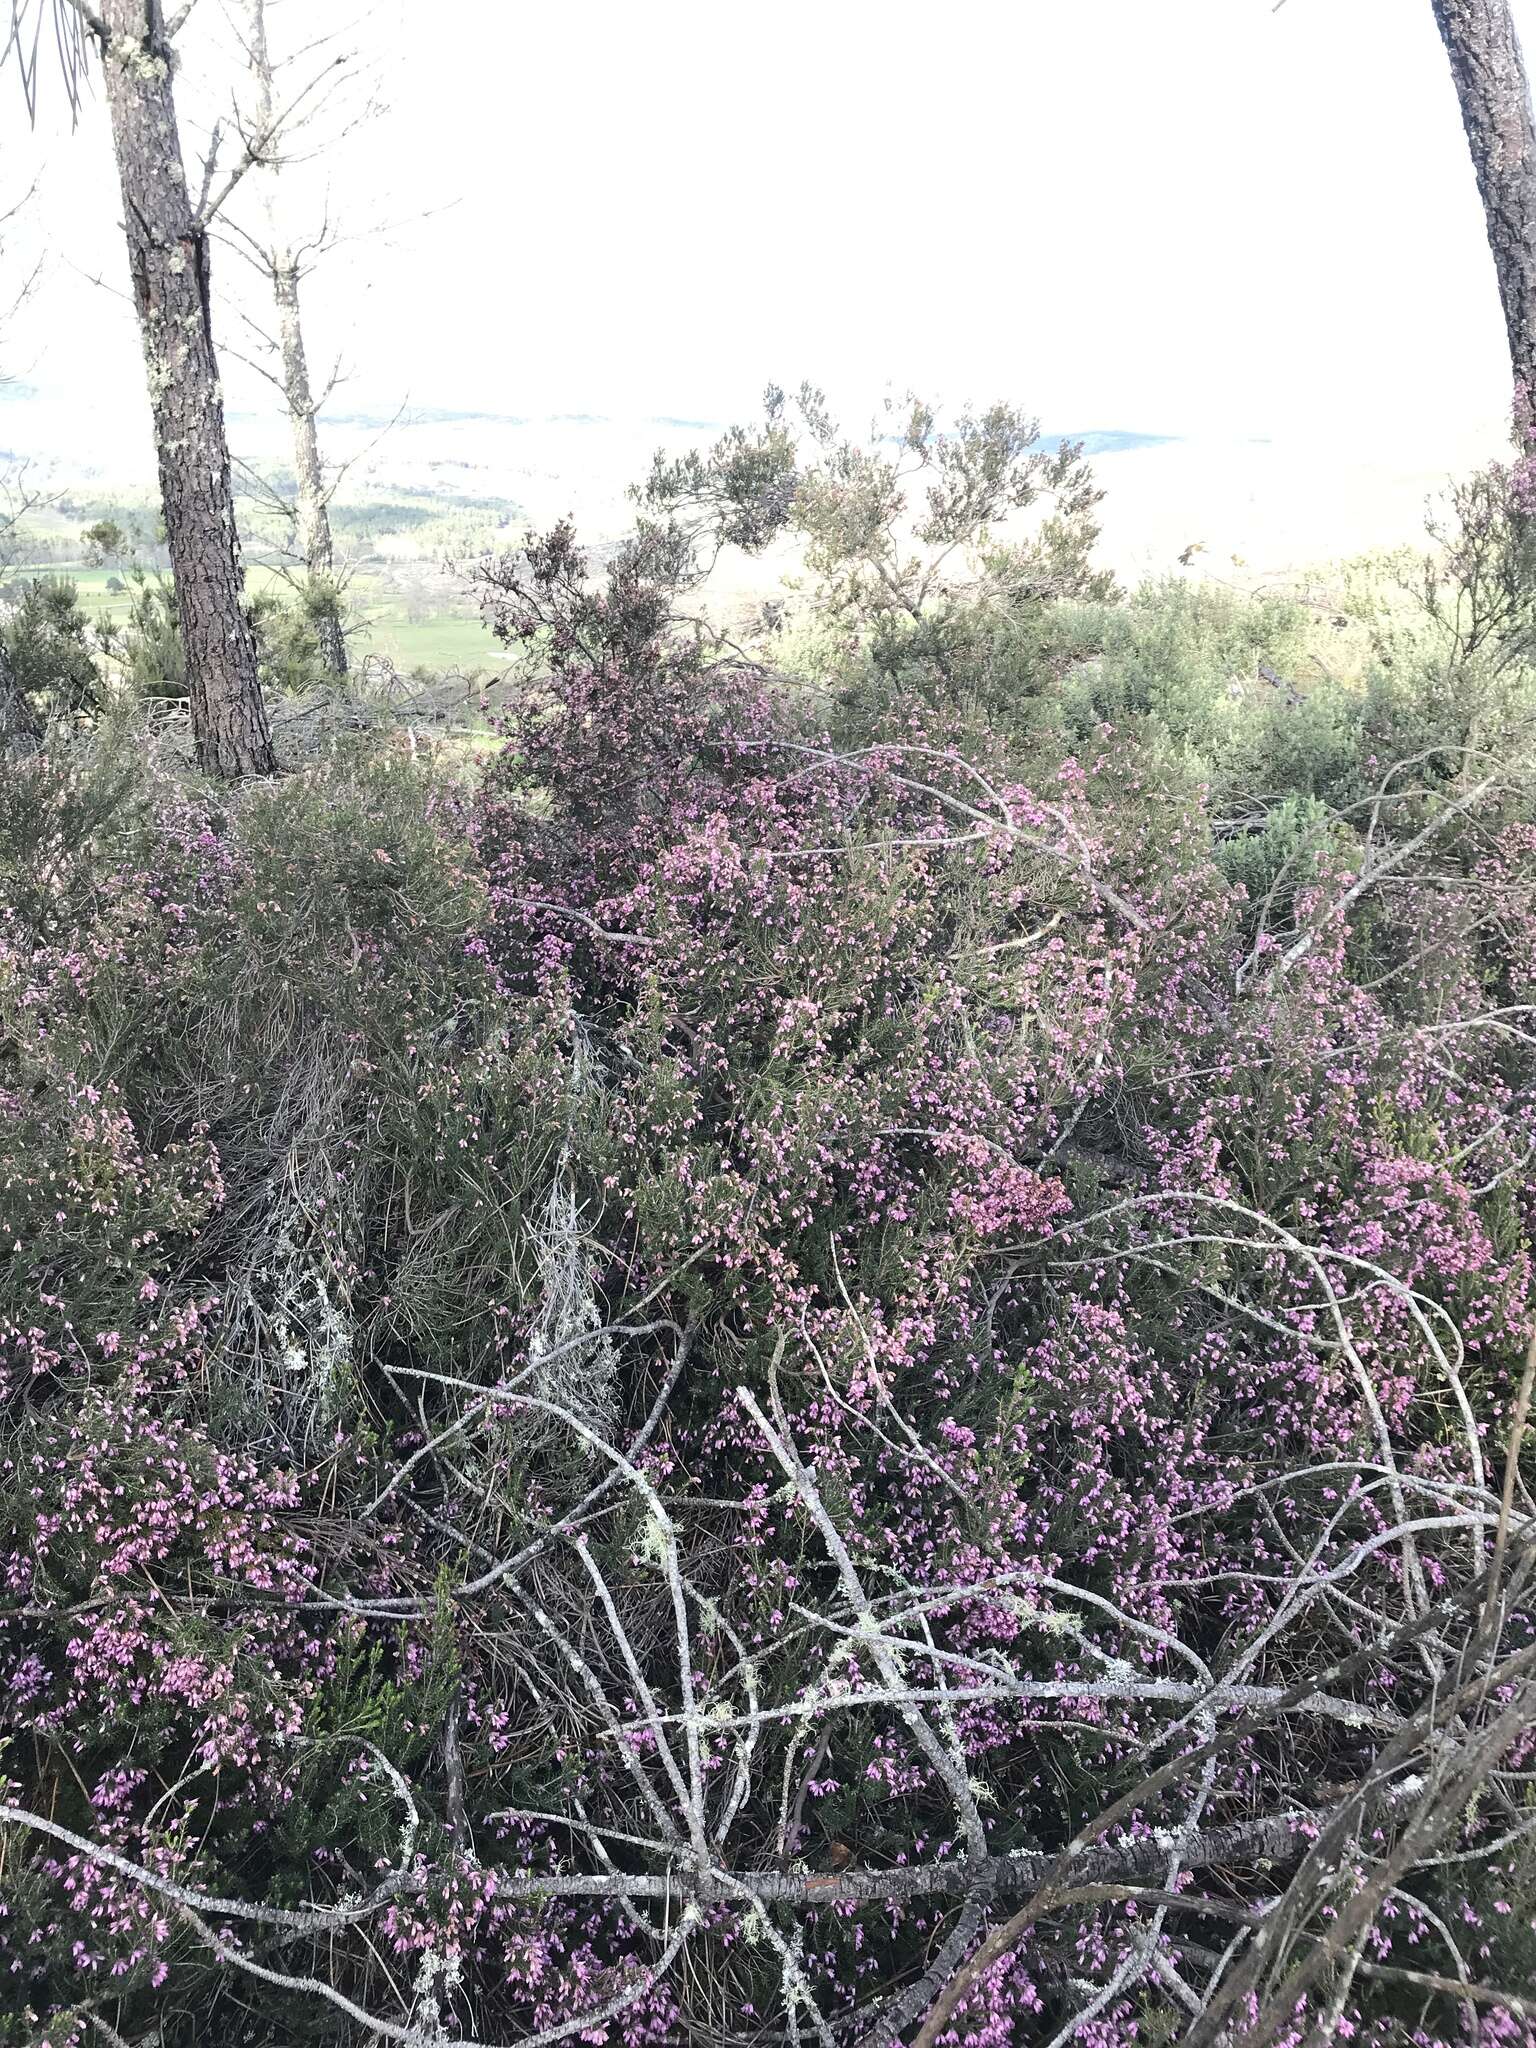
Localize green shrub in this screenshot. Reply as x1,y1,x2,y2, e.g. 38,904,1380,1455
0,574,101,712
97,569,185,698
98,570,345,701
4,435,1535,2048
248,584,327,694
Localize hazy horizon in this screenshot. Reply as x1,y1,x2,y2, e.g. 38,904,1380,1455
5,2,1535,431
5,0,1535,576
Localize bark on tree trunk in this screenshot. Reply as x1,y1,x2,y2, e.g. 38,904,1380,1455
1432,0,1536,397
99,0,277,777
246,0,347,680
274,259,348,677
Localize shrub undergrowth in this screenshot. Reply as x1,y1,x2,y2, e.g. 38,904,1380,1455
3,435,1536,2047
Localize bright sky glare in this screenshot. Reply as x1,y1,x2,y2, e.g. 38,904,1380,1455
3,0,1534,453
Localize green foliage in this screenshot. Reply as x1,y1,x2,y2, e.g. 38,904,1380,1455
80,517,133,567
328,497,439,537
1421,458,1536,665
96,568,184,698
638,391,800,557
479,388,1114,692
783,391,1106,642
0,709,145,936
95,570,344,700
248,583,327,694
5,425,1536,2046
306,1602,457,1761
0,573,100,712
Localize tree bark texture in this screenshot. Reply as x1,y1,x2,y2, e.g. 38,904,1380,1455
99,0,278,776
247,0,347,679
1433,0,1536,397
273,258,348,676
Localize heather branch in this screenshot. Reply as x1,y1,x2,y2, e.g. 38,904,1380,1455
911,1536,1536,2044
738,1379,991,1867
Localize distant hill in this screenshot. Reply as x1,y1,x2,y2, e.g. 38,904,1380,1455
313,407,725,435
301,410,1185,456
1035,428,1183,456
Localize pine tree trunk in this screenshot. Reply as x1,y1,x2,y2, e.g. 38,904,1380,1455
1432,0,1536,397
274,259,348,677
99,0,277,777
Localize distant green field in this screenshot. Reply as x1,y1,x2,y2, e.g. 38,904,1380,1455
3,562,509,679
355,608,506,674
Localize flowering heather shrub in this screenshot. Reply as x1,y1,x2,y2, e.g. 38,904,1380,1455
2,551,1535,2048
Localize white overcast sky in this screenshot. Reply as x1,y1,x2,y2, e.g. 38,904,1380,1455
2,0,1534,451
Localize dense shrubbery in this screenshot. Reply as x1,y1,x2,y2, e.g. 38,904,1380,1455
0,575,100,713
0,568,343,731
3,423,1536,2046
